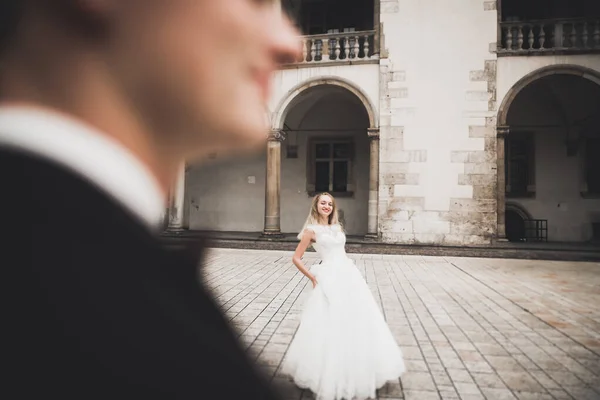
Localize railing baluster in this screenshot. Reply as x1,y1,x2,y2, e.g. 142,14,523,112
322,38,330,61
287,31,377,65
343,36,350,59
569,23,577,47
500,18,599,54
334,38,341,60
302,38,308,62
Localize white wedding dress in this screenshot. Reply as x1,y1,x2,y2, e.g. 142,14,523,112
282,223,405,400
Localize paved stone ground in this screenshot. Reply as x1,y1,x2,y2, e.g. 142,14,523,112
200,248,600,400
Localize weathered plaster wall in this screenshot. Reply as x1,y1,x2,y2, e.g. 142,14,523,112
186,153,266,232
378,0,498,245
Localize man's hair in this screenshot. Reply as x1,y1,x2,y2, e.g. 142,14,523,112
0,1,23,54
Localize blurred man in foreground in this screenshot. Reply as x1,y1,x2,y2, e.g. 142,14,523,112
0,1,298,398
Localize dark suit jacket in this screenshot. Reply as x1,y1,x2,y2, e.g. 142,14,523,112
1,148,278,399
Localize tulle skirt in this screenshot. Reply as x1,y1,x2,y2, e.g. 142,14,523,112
281,256,405,400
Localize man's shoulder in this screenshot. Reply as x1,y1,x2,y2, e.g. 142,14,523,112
1,145,101,189
0,146,182,290
0,146,93,190
0,147,155,245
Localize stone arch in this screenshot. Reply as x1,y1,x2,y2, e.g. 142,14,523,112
497,64,600,127
495,64,600,241
505,202,532,220
505,202,532,242
272,76,378,131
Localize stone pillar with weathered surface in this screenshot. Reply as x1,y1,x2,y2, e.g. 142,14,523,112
166,162,187,232
496,126,509,241
367,128,380,238
263,130,285,237
373,0,381,56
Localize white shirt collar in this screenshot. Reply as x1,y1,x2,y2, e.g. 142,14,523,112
0,106,165,230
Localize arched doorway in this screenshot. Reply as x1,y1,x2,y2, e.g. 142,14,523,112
280,85,370,235
265,77,379,237
505,203,532,242
497,65,600,242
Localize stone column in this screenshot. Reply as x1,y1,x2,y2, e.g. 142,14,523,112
496,126,509,241
366,128,380,238
166,162,187,232
263,130,285,237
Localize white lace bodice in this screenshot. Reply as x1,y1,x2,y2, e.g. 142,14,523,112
305,224,347,263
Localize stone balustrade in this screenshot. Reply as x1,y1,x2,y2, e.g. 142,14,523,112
293,30,377,64
499,18,600,54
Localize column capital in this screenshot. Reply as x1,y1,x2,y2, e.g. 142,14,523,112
367,128,380,140
496,125,510,138
267,129,286,142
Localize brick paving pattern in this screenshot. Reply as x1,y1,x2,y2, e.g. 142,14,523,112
200,249,600,400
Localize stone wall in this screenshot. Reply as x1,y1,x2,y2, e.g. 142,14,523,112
378,0,498,245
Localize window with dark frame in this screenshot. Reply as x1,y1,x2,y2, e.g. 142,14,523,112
312,140,353,194
286,144,298,159
584,137,600,195
506,133,535,197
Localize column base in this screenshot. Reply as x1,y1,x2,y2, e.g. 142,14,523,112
364,233,379,240
261,230,284,239
165,226,186,234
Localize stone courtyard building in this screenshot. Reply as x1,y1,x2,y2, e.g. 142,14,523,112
166,0,600,246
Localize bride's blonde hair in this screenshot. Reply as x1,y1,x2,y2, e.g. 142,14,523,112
297,192,340,240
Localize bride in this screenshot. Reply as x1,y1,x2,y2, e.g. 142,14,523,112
281,193,405,400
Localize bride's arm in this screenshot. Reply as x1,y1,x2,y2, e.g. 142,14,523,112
292,229,318,288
